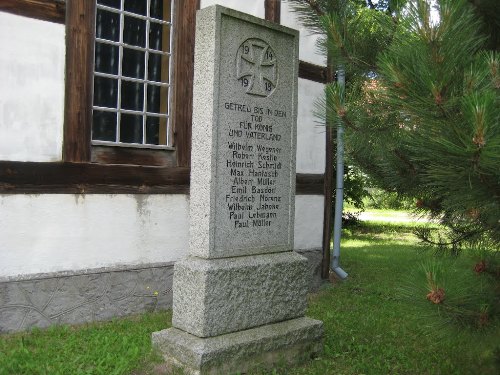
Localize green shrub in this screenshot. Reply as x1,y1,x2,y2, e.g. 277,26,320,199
365,188,414,210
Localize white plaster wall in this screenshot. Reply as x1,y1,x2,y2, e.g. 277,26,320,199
296,78,325,174
0,194,189,277
293,195,323,250
1,193,321,277
0,3,324,279
200,0,265,18
281,1,326,66
0,13,65,162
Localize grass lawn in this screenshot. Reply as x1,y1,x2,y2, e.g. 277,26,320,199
1,219,498,374
299,222,499,375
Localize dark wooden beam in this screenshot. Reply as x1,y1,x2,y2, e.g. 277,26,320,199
321,126,334,278
0,0,65,24
321,64,335,279
299,61,329,84
296,173,324,195
91,146,176,167
0,161,325,196
63,0,95,163
172,0,199,167
0,161,190,194
264,0,281,23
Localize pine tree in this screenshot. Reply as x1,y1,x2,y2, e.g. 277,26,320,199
351,0,499,244
287,0,499,245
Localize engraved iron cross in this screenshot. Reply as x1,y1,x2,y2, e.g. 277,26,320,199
237,39,277,97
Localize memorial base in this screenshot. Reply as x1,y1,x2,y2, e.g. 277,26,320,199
152,317,323,375
172,252,309,337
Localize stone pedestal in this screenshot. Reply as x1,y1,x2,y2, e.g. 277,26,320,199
152,6,323,374
152,317,323,375
172,252,309,337
153,251,323,374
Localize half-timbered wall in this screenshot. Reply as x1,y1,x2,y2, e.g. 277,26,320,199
0,0,331,332
0,12,65,162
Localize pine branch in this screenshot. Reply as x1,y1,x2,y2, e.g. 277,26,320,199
341,114,360,131
303,0,325,16
415,227,484,248
393,149,417,176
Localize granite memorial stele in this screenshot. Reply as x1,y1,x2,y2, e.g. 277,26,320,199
152,6,324,374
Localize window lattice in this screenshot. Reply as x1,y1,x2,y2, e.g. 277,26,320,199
92,0,174,148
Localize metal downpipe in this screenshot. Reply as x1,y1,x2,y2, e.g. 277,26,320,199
330,68,348,280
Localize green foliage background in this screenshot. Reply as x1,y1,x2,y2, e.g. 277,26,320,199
286,0,499,244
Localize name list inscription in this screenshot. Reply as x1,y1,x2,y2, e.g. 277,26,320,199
222,101,289,230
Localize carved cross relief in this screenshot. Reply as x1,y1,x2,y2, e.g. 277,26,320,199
236,38,277,97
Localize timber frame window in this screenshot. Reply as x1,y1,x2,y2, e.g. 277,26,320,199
0,0,327,196
0,0,197,193
63,0,196,167
92,0,174,148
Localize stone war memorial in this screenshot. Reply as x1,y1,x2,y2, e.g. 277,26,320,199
152,5,323,374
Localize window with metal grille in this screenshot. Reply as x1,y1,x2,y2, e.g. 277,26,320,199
92,0,174,148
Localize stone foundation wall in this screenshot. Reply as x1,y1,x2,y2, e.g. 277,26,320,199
0,249,322,333
0,263,174,333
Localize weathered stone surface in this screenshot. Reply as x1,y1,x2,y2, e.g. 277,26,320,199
189,5,299,259
0,263,173,333
152,317,323,375
172,251,309,338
